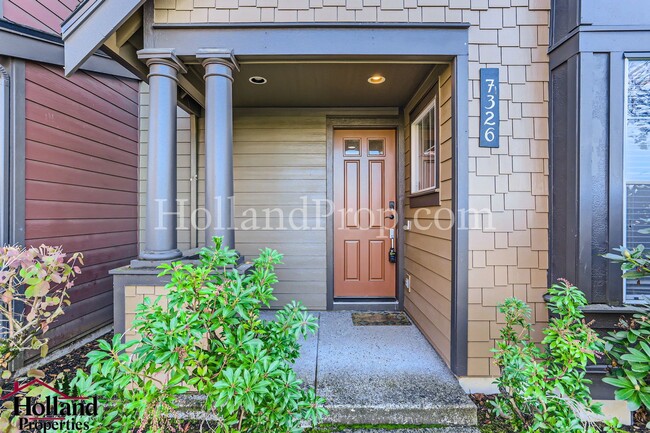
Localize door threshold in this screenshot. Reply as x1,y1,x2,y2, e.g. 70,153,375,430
332,298,399,311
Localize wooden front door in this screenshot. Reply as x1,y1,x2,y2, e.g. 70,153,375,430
334,129,397,298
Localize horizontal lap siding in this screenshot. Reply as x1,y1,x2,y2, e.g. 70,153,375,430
24,63,139,349
3,0,81,34
233,110,328,310
404,65,453,366
138,107,328,309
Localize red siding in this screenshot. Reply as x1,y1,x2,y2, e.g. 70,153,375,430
3,0,81,34
24,62,138,347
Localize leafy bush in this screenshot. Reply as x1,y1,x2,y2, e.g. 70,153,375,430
603,306,650,416
601,244,650,420
70,238,327,433
491,279,620,433
603,245,650,281
0,244,83,380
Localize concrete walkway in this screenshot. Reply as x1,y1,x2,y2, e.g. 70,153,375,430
292,312,478,428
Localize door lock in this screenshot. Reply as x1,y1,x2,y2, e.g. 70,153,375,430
388,228,397,263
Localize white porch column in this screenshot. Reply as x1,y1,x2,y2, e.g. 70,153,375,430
197,49,239,250
137,49,187,260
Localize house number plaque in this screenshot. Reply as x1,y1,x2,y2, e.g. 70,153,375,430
479,68,500,148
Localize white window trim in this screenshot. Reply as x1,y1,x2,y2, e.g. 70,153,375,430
410,97,439,195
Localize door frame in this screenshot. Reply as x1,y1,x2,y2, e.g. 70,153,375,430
326,116,405,311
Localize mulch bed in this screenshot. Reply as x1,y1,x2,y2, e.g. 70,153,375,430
39,332,114,383
471,393,650,432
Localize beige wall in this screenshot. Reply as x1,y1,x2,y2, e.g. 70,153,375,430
232,110,328,310
403,64,454,365
148,0,551,377
139,107,331,310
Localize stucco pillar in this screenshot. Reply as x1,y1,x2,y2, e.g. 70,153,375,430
137,49,187,260
197,49,239,250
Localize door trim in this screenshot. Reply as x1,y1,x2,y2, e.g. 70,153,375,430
326,116,405,311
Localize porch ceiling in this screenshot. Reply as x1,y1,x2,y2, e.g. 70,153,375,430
218,62,437,108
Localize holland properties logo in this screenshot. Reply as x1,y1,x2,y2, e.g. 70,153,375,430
1,379,98,432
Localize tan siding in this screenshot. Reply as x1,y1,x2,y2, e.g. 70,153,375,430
24,62,139,350
138,108,329,310
404,64,454,365
232,110,328,310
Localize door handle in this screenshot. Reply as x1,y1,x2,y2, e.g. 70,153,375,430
385,215,395,220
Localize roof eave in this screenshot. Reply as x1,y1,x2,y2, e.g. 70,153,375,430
62,0,145,76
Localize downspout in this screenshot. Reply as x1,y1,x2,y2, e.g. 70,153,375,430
0,65,9,246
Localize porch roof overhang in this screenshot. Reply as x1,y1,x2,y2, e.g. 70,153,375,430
62,2,469,110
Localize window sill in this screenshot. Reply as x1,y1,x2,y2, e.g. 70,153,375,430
408,189,440,208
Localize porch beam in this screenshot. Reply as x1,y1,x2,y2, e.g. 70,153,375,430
137,48,186,261
197,49,239,250
153,24,469,59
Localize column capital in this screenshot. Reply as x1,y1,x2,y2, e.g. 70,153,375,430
196,48,240,72
137,48,188,74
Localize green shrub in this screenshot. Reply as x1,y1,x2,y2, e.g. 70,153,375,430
491,279,620,433
70,238,327,433
603,245,650,281
603,305,650,417
602,244,650,422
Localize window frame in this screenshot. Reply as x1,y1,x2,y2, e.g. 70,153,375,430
0,64,9,246
623,54,650,302
410,96,440,196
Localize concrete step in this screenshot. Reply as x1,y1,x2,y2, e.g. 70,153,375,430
323,401,478,426
305,313,479,428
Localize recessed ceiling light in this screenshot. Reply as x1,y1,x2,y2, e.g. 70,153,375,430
368,74,386,85
249,76,268,85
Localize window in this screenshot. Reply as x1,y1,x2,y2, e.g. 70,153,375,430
410,98,439,194
344,138,361,156
624,58,650,301
368,138,385,156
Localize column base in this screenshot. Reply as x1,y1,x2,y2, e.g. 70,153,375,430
139,249,183,261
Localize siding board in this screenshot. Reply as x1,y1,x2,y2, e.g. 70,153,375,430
231,112,328,310
26,160,137,192
25,181,138,205
26,141,137,179
26,122,137,166
25,82,137,142
24,62,138,350
3,0,81,34
27,104,138,155
404,65,454,364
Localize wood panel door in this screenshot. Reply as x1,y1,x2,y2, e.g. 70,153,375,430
334,129,397,298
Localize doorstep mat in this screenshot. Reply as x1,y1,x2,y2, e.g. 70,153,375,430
351,312,412,326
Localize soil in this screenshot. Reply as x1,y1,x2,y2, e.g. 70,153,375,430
39,333,114,383
471,393,650,432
